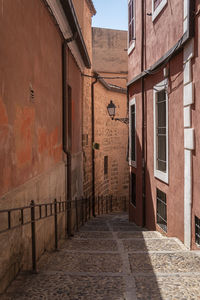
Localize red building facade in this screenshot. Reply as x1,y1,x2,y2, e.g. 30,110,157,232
128,0,200,250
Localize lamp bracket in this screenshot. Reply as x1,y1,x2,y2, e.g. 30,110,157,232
114,117,129,125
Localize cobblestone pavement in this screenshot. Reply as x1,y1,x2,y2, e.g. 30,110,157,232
2,212,200,299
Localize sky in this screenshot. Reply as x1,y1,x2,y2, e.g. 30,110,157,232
92,0,128,31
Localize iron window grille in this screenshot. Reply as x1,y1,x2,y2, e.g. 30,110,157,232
156,188,167,232
130,172,136,207
195,216,200,246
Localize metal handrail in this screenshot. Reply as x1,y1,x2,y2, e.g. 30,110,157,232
0,194,127,273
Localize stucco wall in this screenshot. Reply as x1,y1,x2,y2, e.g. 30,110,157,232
129,52,185,243
94,82,129,203
128,0,183,81
0,0,63,197
92,27,128,73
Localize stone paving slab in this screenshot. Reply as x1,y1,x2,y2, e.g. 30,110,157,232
112,226,145,232
117,231,164,239
134,275,200,300
2,273,126,300
79,225,110,231
61,239,118,251
129,252,200,273
74,231,113,239
42,251,123,273
123,238,183,252
2,212,200,300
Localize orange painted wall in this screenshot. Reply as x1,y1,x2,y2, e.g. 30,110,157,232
0,0,63,197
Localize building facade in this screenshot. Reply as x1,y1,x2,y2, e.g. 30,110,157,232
92,28,129,209
128,0,199,250
0,0,94,292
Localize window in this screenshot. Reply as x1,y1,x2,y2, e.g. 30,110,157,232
129,98,136,167
195,216,200,246
128,0,135,54
130,172,136,207
156,188,167,232
104,156,108,175
153,79,168,183
152,0,167,21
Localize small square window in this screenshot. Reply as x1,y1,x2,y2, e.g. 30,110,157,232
195,216,200,246
156,188,167,232
130,172,136,207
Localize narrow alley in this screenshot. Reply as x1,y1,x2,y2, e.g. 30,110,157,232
2,212,200,300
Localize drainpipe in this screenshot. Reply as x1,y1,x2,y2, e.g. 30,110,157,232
141,0,146,227
62,35,76,237
91,76,98,217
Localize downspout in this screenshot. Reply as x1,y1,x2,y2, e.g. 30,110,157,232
62,36,76,238
141,0,146,227
91,76,98,217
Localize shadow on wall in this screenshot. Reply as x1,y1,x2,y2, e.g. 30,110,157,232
129,132,163,298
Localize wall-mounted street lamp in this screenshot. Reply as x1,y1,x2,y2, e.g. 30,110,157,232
107,100,129,125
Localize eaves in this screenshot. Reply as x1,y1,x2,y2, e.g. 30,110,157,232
60,0,91,68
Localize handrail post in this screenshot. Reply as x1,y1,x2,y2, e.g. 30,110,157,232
89,196,91,219
110,195,113,212
101,196,103,214
81,197,84,225
75,197,78,231
67,200,72,238
106,196,108,214
54,199,58,250
85,198,87,222
30,200,37,273
98,196,100,215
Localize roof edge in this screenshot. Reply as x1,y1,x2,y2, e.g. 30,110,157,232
60,0,91,69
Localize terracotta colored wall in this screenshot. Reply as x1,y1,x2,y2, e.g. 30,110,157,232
129,53,185,243
94,82,129,203
68,50,82,154
0,0,67,291
0,0,63,198
128,0,183,81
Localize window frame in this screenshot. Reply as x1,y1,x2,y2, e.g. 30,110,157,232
129,97,136,167
128,0,135,55
153,79,168,184
152,0,167,22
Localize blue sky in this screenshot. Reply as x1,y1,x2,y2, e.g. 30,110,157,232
92,0,128,31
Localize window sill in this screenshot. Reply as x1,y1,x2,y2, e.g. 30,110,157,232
152,0,167,22
128,41,135,55
154,169,168,184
